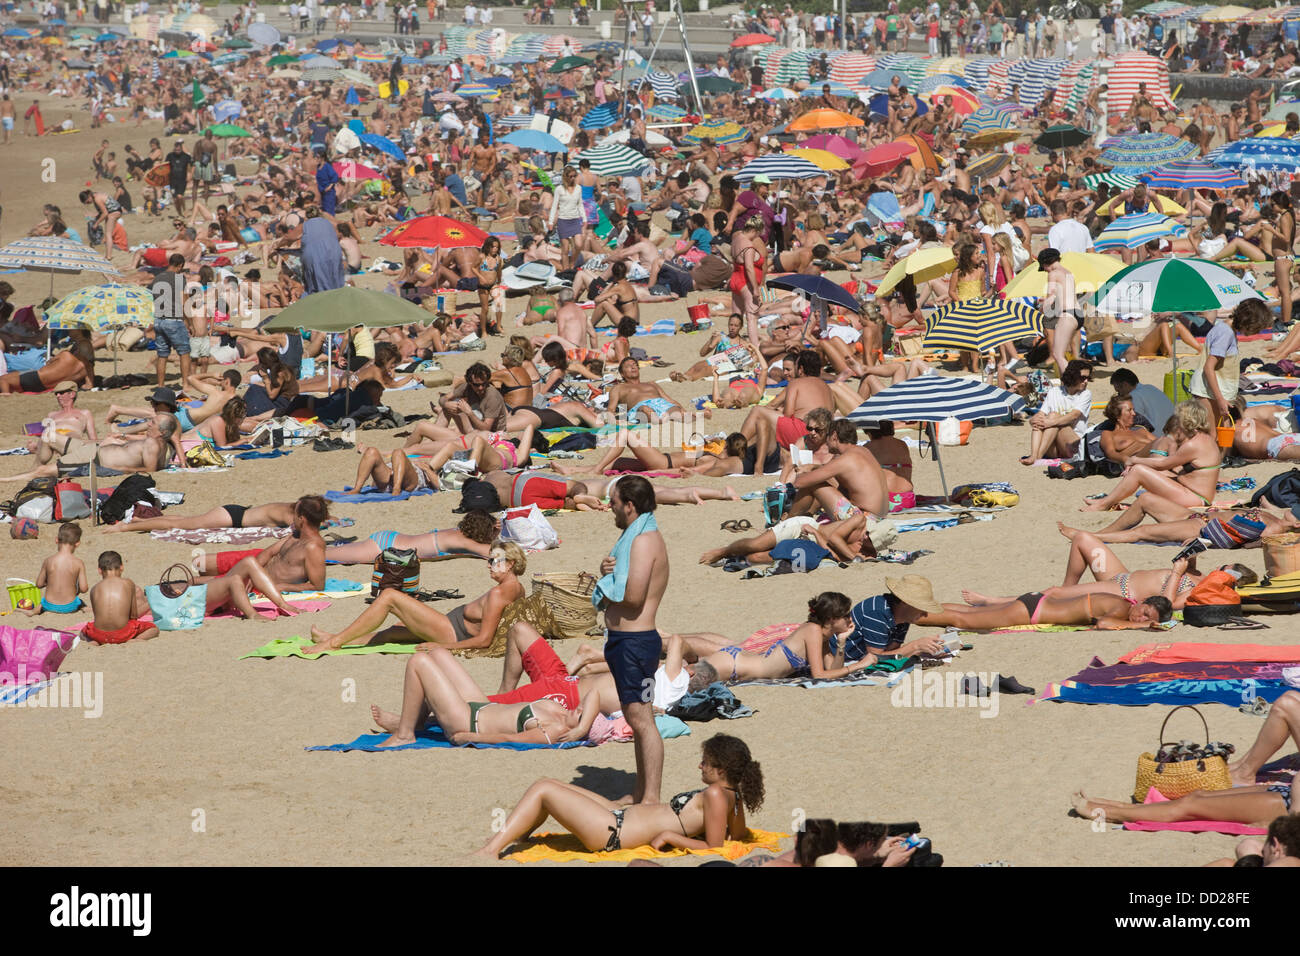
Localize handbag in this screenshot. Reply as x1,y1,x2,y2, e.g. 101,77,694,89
1133,705,1233,802
501,504,560,551
0,624,78,684
144,563,208,631
54,480,91,521
185,442,226,467
370,547,419,599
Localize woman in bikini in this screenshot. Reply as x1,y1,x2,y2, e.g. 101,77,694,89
191,397,247,448
1081,400,1222,513
589,260,640,329
407,422,537,483
710,361,768,410
325,511,498,566
492,344,536,410
105,499,300,534
731,216,767,352
79,188,122,261
1072,777,1296,828
477,733,764,856
917,590,1173,632
582,431,751,477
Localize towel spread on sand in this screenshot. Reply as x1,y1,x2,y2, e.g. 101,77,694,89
0,674,62,705
602,468,683,477
325,486,437,504
1121,789,1269,835
504,827,788,863
308,715,688,751
731,663,914,690
65,598,334,633
150,527,292,545
241,634,420,660
1121,643,1300,665
1067,660,1290,686
284,578,367,600
1030,678,1291,707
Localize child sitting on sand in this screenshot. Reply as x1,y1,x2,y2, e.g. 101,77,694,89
83,551,159,644
33,523,87,614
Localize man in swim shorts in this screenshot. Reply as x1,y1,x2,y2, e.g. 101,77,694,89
606,356,687,424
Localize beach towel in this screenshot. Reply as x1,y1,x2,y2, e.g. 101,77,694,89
0,673,62,706
1121,789,1268,835
592,511,657,609
602,468,682,477
1033,678,1291,707
1066,660,1291,686
240,634,420,660
1121,643,1300,665
307,724,592,752
150,527,293,545
284,578,367,600
601,319,675,336
503,827,788,864
324,485,437,503
731,663,915,690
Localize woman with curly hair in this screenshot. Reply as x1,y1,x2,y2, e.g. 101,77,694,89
477,733,765,856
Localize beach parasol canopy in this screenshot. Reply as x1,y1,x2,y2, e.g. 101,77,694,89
1093,213,1188,250
731,32,778,47
966,152,1012,180
45,283,153,331
894,132,939,173
303,67,344,83
262,287,436,333
332,160,385,181
922,298,1045,353
0,236,123,279
735,153,828,182
794,133,863,162
758,87,799,101
221,36,253,49
268,53,300,66
1001,252,1124,298
1098,132,1197,175
270,67,302,79
875,246,956,297
1138,160,1246,190
1034,124,1093,150
766,274,862,313
784,148,849,171
353,49,389,62
247,21,281,47
681,119,748,145
1208,137,1300,172
848,376,1027,423
1090,257,1264,315
572,142,652,177
501,129,568,153
211,99,243,121
1083,171,1139,191
379,215,488,249
684,75,744,95
205,123,251,138
855,141,915,177
358,131,405,161
964,128,1023,148
788,108,864,131
962,105,1018,136
579,102,620,130
547,55,592,72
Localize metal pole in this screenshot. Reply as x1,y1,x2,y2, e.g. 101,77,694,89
928,421,949,496
618,0,635,118
675,0,704,116
841,0,847,50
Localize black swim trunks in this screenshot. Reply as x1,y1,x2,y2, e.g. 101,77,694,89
223,504,248,529
18,370,43,392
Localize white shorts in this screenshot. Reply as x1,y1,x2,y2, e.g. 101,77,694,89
652,665,690,711
188,335,212,358
771,515,819,543
628,261,651,282
1,117,12,131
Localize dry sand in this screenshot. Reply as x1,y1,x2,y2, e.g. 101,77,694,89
1,106,1295,867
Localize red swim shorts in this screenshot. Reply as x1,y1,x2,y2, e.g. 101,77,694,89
82,618,154,645
488,638,580,710
216,548,263,575
776,415,808,448
142,247,168,268
515,474,569,510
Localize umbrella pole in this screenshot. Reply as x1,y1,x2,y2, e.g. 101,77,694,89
928,421,949,497
344,328,353,419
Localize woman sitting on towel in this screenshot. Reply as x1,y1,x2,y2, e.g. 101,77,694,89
367,643,599,749
477,733,764,856
1080,400,1222,513
324,510,499,565
302,540,526,654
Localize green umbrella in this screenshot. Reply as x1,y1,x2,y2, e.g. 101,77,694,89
1033,124,1092,150
268,53,299,66
547,55,592,72
206,123,251,137
222,36,253,49
686,75,743,95
339,68,377,87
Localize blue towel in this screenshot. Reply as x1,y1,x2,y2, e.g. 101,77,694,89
592,512,658,609
1045,679,1291,707
324,485,437,504
236,448,294,460
603,319,675,337
306,724,593,752
770,539,832,571
285,577,367,597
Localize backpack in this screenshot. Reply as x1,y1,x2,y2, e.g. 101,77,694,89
370,547,419,599
14,477,56,511
1250,467,1300,517
98,474,158,525
1183,569,1243,626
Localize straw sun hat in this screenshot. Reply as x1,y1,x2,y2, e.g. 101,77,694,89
885,575,942,614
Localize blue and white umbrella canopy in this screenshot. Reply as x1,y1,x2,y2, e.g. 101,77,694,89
501,128,567,153
800,81,858,99
579,102,620,130
572,142,650,176
1138,160,1245,190
962,105,1018,135
1208,137,1300,173
735,154,827,182
1094,213,1188,251
629,69,679,100
211,98,243,121
848,376,1026,425
758,87,799,101
497,113,539,128
917,73,969,94
0,236,123,277
1098,133,1197,175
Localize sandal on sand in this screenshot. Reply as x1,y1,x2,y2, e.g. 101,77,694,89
734,519,752,531
720,520,740,532
1239,696,1272,717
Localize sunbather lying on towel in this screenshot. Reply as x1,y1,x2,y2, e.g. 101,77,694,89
399,423,538,482
1233,416,1300,462
368,643,598,748
916,591,1173,632
1060,506,1289,547
324,510,498,565
105,498,301,534
482,470,738,511
699,511,897,566
1072,774,1297,828
196,495,329,594
1205,816,1300,868
477,733,764,857
562,431,751,478
965,552,1208,612
302,540,526,653
350,441,441,495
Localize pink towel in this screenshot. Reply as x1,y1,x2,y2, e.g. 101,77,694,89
587,713,634,744
1121,787,1268,835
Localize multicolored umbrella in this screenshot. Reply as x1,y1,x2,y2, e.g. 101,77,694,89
46,283,153,331
0,236,122,276
681,119,748,145
962,105,1018,136
784,148,849,171
1139,159,1246,190
1093,212,1188,250
572,142,651,177
1208,136,1300,172
454,82,499,98
1099,132,1198,175
1090,257,1264,314
353,49,388,62
379,215,488,249
924,85,981,115
923,298,1045,353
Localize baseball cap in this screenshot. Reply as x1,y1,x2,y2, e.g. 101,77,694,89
53,381,78,393
752,174,773,184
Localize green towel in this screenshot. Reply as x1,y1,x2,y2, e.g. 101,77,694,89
239,636,420,660
864,656,913,673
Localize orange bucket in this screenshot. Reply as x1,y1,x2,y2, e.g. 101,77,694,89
686,304,709,322
1215,416,1235,449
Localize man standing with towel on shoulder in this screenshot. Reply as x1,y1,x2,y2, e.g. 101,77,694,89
593,475,668,805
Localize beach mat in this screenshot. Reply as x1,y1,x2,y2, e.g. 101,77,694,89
1121,643,1300,665
1121,789,1268,835
324,486,437,504
1030,678,1291,707
307,724,592,752
504,827,787,864
284,578,367,600
241,634,419,660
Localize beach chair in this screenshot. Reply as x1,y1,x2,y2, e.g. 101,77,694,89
378,36,398,54
402,37,417,56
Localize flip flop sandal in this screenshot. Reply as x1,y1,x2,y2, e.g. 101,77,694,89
956,512,975,524
720,520,739,532
734,519,752,531
1219,616,1267,630
324,534,358,545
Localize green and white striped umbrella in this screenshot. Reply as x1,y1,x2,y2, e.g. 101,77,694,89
1083,171,1140,191
922,297,1044,353
1090,257,1264,315
572,142,650,177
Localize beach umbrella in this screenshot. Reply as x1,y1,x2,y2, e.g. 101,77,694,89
573,142,651,177
599,129,672,149
353,49,388,62
581,40,624,54
579,102,619,130
379,215,488,249
964,128,1023,148
788,108,864,131
681,119,748,145
302,68,342,83
205,123,251,138
1265,99,1300,122
684,75,743,96
478,76,515,88
766,274,862,314
795,133,863,162
299,54,342,69
1208,137,1300,173
758,87,799,101
3,27,33,38
1034,124,1092,150
784,148,849,171
222,36,253,49
543,85,578,99
864,192,904,226
1139,160,1245,191
894,133,939,173
1002,252,1124,298
358,132,405,161
799,82,860,100
735,153,827,182
332,160,385,181
923,298,1045,353
270,68,302,79
268,53,300,66
854,141,914,177
247,22,281,47
455,82,500,98
211,99,243,122
861,68,897,90
1094,213,1188,251
340,69,377,87
875,246,956,297
1099,133,1198,175
214,52,246,65
730,32,777,47
432,90,467,104
646,103,687,121
966,152,1012,180
501,129,567,153
923,85,981,115
1091,257,1264,315
46,283,153,332
917,73,969,93
93,32,119,43
1083,171,1139,190
0,236,123,296
962,105,1017,136
547,55,591,72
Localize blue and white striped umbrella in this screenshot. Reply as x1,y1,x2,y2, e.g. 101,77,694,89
917,73,968,94
629,69,678,100
800,81,858,99
963,56,1000,93
875,53,925,87
962,105,1018,136
493,54,537,65
1094,213,1188,251
847,376,1026,425
1139,160,1245,190
1208,137,1300,173
1099,133,1198,175
0,236,122,276
758,87,799,101
572,142,650,176
579,102,620,130
646,103,687,120
497,113,540,128
735,153,827,182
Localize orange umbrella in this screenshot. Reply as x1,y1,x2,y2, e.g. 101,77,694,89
894,133,939,173
379,215,488,249
731,32,778,47
788,108,865,131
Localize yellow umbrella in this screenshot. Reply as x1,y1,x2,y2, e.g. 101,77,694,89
1096,194,1187,216
1201,4,1252,21
784,147,850,171
875,246,956,297
1001,252,1124,298
1260,122,1286,138
965,128,1023,148
40,36,63,45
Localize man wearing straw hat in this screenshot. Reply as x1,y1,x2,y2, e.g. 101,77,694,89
841,575,947,662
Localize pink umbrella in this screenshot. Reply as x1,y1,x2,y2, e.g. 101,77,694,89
853,141,915,179
794,133,864,162
332,160,385,181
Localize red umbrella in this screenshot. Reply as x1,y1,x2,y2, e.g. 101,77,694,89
332,160,385,181
795,133,864,162
923,86,981,116
730,32,778,47
853,141,914,178
379,215,488,249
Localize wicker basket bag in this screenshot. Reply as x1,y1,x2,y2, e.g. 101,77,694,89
1133,706,1232,802
531,572,600,639
1262,532,1300,579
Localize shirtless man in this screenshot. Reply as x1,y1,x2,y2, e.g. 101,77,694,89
467,130,498,206
739,350,834,470
607,356,688,424
29,381,97,453
606,220,665,289
0,94,14,145
864,422,913,498
192,129,219,207
787,417,891,522
1234,415,1300,462
2,414,179,483
0,339,95,394
209,495,329,594
531,288,598,353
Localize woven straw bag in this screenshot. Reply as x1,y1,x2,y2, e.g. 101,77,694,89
1133,706,1232,802
531,572,599,639
1262,532,1300,579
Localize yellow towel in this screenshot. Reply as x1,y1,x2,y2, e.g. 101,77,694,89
505,828,788,864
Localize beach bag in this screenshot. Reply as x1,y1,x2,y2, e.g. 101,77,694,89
370,547,419,599
1181,569,1242,626
1250,467,1300,515
937,416,971,446
0,624,77,684
15,496,53,523
501,505,560,551
531,572,599,639
14,476,55,511
144,563,207,631
1009,232,1030,272
185,443,226,468
1262,532,1300,578
53,481,90,521
1133,706,1232,802
762,484,793,527
1163,368,1193,403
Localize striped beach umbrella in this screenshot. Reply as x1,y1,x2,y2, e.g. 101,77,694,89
646,103,687,121
46,283,153,331
924,85,981,115
800,81,859,99
572,142,651,177
827,53,877,87
579,102,620,130
962,105,1017,136
917,73,969,93
1084,171,1139,190
848,376,1026,424
629,69,679,100
795,133,863,162
1209,137,1300,173
966,152,1011,180
735,153,828,182
758,87,799,100
681,119,748,145
1099,132,1197,175
302,67,343,83
1093,213,1188,251
1139,160,1246,190
0,236,122,277
353,49,388,62
785,148,850,171
922,298,1045,353
1090,257,1264,315
455,82,499,98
